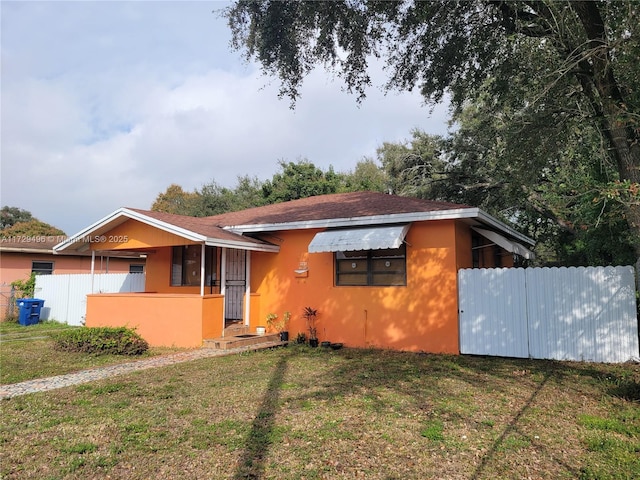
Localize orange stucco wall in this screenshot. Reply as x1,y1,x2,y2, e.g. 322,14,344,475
112,219,223,295
142,246,221,295
86,293,224,348
252,220,464,354
248,293,262,331
0,253,138,287
145,247,177,293
91,219,196,251
84,220,198,294
455,222,473,270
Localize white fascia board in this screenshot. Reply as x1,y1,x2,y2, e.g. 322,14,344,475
475,210,535,246
54,208,206,252
0,247,55,254
225,208,481,234
204,239,279,253
121,209,207,242
54,208,127,251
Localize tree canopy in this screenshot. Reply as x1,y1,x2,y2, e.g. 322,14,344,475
150,141,634,265
151,161,351,218
225,0,640,257
1,206,33,230
261,160,344,203
0,207,65,238
374,125,637,265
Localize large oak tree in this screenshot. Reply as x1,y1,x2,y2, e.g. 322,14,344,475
224,0,640,256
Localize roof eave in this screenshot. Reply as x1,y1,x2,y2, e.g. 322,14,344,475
55,207,278,254
224,207,534,247
54,208,207,253
224,208,481,234
475,211,535,246
205,239,279,252
0,247,55,255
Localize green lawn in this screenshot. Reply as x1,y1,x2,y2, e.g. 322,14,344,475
1,341,638,479
0,321,186,384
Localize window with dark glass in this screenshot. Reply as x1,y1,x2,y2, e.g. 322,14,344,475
493,245,503,268
335,245,406,286
472,233,481,268
32,261,53,275
171,245,217,287
472,233,504,268
129,264,145,274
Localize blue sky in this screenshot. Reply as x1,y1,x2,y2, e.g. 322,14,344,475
1,1,450,235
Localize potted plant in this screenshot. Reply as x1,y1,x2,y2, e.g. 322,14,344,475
266,311,291,341
302,306,319,347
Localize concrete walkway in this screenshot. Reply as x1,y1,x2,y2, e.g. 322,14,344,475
0,342,283,400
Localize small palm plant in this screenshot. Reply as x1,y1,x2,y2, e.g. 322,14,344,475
302,306,319,345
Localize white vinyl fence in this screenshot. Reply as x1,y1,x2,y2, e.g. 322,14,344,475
458,266,639,363
34,273,145,326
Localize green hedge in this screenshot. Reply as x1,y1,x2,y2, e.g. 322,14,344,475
53,326,149,356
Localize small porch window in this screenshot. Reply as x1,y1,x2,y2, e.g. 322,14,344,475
129,264,145,274
335,245,406,286
171,245,218,287
32,261,53,275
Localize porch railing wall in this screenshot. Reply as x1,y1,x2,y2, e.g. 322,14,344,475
34,273,145,326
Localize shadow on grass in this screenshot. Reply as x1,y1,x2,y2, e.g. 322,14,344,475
233,350,290,479
469,370,579,479
288,348,636,477
230,347,639,479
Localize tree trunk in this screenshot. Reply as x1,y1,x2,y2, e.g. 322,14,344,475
572,1,640,256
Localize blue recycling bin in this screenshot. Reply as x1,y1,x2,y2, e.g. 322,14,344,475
16,298,45,326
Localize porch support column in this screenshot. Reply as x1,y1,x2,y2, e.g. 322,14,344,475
200,243,205,297
90,250,96,293
244,251,251,326
220,248,227,336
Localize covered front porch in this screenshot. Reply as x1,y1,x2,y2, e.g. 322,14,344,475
85,292,267,348
54,207,280,348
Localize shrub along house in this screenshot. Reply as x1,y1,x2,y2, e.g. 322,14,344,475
54,192,534,353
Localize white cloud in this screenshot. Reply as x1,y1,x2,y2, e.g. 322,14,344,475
1,1,450,235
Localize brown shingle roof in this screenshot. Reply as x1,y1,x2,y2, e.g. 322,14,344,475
207,192,469,227
0,236,65,251
61,192,534,252
125,208,272,246
1,236,143,258
125,193,468,243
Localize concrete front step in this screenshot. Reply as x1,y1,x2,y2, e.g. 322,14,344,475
203,333,286,350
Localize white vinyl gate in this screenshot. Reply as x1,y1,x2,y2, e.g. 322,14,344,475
458,266,639,363
34,273,145,326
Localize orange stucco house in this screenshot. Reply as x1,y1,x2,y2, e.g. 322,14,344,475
54,192,534,353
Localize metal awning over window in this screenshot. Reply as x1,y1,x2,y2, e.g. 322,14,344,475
472,227,535,260
308,224,410,253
